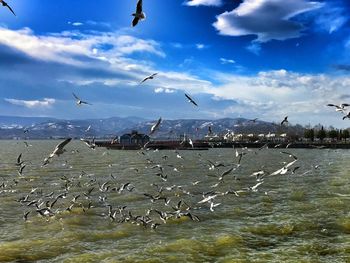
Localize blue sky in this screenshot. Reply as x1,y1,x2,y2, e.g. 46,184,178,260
0,0,350,127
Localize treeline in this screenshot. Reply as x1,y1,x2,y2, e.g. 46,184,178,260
304,127,350,142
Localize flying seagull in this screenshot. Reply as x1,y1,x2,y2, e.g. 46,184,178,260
150,118,162,135
42,138,72,166
281,116,288,126
185,93,198,107
140,73,158,84
80,138,96,150
72,93,92,106
132,0,146,27
327,103,350,113
0,0,15,16
343,112,350,120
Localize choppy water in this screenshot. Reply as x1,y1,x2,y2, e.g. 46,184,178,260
0,140,349,263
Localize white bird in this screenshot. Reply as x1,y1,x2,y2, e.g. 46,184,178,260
188,138,194,148
150,118,162,135
269,160,297,176
132,0,146,27
327,103,350,113
140,73,158,84
72,93,91,106
198,194,217,204
42,138,72,166
209,201,221,212
250,181,264,192
80,138,96,150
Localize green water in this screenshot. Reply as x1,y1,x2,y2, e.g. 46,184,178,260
0,140,349,262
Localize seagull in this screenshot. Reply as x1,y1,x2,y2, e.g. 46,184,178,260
249,181,264,192
85,125,91,132
343,112,350,120
16,153,24,166
132,0,146,27
209,201,221,212
188,138,194,148
150,118,162,135
327,103,350,113
42,138,72,166
269,159,297,176
0,0,15,16
185,93,198,107
72,93,92,106
219,167,234,181
140,73,158,84
18,164,26,176
80,138,96,149
281,116,288,126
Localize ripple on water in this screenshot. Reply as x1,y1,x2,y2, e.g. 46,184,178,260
337,216,350,234
0,236,83,262
243,223,295,237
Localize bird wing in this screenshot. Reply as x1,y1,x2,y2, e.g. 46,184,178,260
72,93,80,100
81,100,92,105
150,118,162,134
80,138,91,146
136,0,143,13
221,167,234,177
140,76,149,84
185,93,198,106
55,138,72,151
17,153,22,164
327,104,336,107
132,16,140,27
3,1,15,16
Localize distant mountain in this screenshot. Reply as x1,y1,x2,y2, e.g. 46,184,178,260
120,118,305,139
0,115,305,139
0,116,147,139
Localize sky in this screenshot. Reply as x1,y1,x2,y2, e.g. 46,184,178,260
0,0,350,127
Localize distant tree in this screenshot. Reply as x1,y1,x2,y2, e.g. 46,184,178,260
304,129,314,141
328,130,338,141
317,127,326,142
342,130,350,142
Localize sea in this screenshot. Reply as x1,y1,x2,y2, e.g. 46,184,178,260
0,140,349,263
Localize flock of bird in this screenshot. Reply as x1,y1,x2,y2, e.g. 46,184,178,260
2,135,324,231
327,103,350,120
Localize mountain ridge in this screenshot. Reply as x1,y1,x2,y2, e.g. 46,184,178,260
0,115,305,139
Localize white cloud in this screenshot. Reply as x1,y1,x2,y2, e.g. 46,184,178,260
200,69,350,125
154,88,176,94
185,0,222,7
196,43,209,50
246,42,261,55
5,98,56,108
220,58,235,64
213,0,323,42
313,3,347,34
71,22,84,26
0,27,165,67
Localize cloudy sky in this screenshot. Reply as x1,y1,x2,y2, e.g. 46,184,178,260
0,0,350,127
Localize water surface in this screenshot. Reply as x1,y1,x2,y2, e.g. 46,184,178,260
0,140,349,262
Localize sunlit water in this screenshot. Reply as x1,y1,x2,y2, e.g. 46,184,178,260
0,140,349,262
